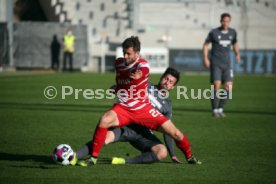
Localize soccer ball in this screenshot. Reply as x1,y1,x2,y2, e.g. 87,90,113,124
52,144,74,166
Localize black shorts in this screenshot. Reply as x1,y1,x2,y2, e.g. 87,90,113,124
112,124,162,152
210,64,233,84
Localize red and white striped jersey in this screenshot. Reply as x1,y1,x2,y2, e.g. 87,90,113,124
115,57,151,111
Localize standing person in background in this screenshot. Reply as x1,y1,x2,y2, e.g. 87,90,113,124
202,13,240,117
50,34,61,70
63,30,75,71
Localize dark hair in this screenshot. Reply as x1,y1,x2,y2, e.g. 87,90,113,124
220,13,231,22
122,36,140,52
161,67,180,85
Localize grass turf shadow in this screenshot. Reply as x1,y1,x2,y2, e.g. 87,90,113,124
0,151,54,164
0,102,111,113
0,151,115,167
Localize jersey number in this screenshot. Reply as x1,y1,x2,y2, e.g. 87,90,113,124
149,109,161,117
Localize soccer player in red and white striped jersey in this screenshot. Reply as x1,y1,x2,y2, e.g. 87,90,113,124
81,36,201,165
114,57,150,111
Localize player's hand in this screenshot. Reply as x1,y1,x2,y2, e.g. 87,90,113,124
171,156,182,164
203,58,210,69
130,70,143,80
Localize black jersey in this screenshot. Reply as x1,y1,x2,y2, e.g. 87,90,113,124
205,27,237,66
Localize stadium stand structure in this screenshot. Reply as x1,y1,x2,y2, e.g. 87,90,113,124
2,0,275,71
132,0,276,49
47,0,276,49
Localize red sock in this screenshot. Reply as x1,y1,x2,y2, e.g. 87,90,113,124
91,126,108,157
175,135,192,159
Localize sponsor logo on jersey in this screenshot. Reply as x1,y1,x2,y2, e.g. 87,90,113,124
219,40,231,47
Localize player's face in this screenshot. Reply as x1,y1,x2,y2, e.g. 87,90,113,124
221,16,231,30
123,47,140,65
160,74,177,91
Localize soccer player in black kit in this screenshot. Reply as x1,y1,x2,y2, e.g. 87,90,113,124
203,13,240,117
75,67,201,165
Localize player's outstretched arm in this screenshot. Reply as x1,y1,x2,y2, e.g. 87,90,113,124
202,43,210,69
233,42,240,63
163,134,182,164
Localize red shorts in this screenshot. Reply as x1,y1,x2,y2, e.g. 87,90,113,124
112,103,168,130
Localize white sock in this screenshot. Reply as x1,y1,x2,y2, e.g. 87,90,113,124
213,108,219,113
218,108,223,113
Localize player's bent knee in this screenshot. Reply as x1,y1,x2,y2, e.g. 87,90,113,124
224,82,233,90
158,147,167,160
152,144,167,161
160,123,183,142
99,116,111,128
166,128,183,141
213,81,222,91
173,129,183,141
104,131,115,145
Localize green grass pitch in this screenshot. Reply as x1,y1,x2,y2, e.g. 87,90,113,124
0,72,276,184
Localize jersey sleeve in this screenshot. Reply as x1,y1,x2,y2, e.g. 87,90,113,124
163,100,175,158
137,60,150,77
205,31,213,44
163,134,175,158
114,57,124,69
166,100,173,119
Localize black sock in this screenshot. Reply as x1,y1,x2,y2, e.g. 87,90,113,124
76,141,92,159
126,152,159,164
218,89,229,109
211,90,219,110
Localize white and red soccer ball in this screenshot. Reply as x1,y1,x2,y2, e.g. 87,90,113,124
53,144,74,166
